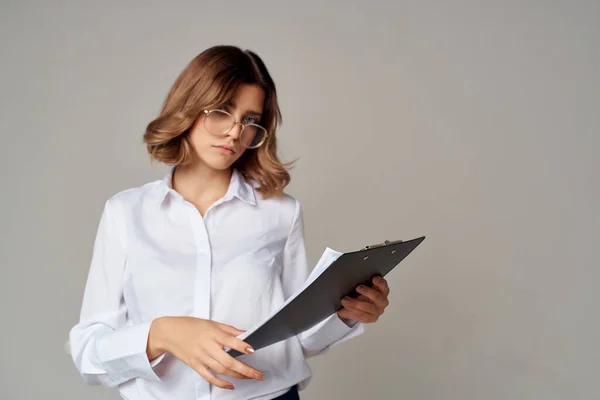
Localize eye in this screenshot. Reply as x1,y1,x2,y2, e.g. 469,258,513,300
243,116,259,124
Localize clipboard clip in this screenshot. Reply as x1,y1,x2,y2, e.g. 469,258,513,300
361,239,403,251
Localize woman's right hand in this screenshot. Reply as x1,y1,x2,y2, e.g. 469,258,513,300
147,316,264,390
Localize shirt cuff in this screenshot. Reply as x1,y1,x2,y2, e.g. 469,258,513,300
299,312,364,357
150,352,166,368
327,313,364,343
94,320,164,383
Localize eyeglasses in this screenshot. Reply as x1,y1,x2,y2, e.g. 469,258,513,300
202,109,268,149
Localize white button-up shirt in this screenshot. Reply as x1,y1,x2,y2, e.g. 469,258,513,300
68,168,363,400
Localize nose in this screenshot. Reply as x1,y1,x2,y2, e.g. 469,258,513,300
227,122,243,139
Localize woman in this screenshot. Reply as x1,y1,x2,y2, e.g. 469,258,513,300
68,45,391,400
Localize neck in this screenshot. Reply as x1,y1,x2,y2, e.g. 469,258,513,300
172,161,233,206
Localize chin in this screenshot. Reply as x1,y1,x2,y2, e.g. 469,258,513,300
201,155,239,171
209,162,235,171
191,145,244,171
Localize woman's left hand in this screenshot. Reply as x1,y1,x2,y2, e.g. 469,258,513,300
337,276,390,324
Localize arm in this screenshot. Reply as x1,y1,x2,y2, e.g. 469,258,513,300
280,199,364,359
67,199,164,387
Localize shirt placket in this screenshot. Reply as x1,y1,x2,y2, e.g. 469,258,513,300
184,201,212,400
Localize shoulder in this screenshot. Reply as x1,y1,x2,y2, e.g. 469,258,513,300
254,189,303,232
246,176,298,212
102,179,162,217
256,190,299,211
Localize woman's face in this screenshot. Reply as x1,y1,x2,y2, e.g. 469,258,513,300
188,83,265,171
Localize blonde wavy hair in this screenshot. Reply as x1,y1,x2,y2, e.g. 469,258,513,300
143,45,291,198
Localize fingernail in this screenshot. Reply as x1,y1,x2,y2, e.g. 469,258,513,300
342,297,350,304
246,347,254,353
357,285,366,291
254,372,264,380
227,384,235,390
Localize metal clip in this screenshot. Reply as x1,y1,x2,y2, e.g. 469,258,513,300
362,239,403,250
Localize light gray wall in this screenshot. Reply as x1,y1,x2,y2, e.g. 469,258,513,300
1,1,598,399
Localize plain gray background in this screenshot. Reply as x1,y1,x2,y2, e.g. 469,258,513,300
1,1,599,399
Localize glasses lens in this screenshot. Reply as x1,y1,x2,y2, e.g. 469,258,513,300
204,110,233,135
242,125,267,148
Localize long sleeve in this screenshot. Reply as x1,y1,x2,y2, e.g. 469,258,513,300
67,199,164,387
281,199,364,359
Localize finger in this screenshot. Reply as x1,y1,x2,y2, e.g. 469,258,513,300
337,308,357,322
219,334,255,356
211,345,264,381
194,363,235,390
214,322,246,337
356,285,389,309
342,296,380,316
372,276,390,296
356,294,372,303
204,357,251,380
338,302,377,323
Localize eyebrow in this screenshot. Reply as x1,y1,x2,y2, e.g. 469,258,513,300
225,100,263,119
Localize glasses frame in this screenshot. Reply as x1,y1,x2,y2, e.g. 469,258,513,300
202,109,268,149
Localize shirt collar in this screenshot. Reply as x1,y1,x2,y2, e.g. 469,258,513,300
154,167,256,207
226,168,257,205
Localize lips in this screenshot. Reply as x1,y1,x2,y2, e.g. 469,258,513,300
213,145,236,154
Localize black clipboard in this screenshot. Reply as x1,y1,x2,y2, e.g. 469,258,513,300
228,235,426,357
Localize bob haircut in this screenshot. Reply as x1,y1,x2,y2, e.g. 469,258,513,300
143,45,291,198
